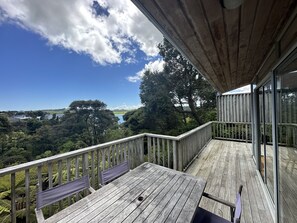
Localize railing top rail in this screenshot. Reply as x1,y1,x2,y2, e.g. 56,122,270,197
145,133,178,141
217,92,251,96
278,123,297,127
177,122,212,140
212,121,251,124
145,121,213,141
0,133,146,177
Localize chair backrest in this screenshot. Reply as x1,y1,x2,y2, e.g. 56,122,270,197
233,185,243,223
36,175,90,210
101,160,129,185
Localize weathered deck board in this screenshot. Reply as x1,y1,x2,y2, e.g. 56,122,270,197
186,140,274,223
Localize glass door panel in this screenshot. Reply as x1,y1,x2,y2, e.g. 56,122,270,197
275,49,297,223
258,81,274,201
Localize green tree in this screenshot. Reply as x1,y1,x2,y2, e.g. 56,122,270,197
0,115,11,133
140,70,182,133
123,108,148,133
26,119,42,134
158,38,216,125
62,100,118,145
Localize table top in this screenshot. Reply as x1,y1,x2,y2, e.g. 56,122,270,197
46,162,206,223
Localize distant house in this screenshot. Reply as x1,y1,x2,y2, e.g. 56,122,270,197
44,114,53,120
10,114,32,122
44,113,64,120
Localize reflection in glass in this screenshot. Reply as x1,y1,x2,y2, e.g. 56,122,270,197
276,51,297,223
258,82,274,200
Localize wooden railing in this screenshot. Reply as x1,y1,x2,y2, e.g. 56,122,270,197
146,122,213,172
0,120,295,222
278,123,297,147
212,121,252,142
212,121,297,147
0,122,213,223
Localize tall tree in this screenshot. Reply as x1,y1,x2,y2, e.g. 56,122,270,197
158,38,216,125
140,70,182,133
63,100,118,145
0,115,11,133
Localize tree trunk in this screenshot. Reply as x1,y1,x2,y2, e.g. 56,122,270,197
187,95,203,125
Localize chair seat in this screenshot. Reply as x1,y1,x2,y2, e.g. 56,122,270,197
193,207,231,223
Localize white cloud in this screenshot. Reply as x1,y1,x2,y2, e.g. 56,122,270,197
223,85,251,95
0,0,162,65
127,58,165,83
108,103,142,110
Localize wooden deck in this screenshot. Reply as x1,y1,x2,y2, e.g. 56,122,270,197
186,140,273,223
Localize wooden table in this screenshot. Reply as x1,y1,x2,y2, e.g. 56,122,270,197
46,162,206,223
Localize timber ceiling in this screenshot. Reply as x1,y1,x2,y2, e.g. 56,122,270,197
132,0,296,93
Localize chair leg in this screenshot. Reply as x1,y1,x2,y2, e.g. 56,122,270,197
230,206,234,222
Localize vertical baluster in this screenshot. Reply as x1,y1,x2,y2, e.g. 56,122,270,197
37,166,42,192
132,140,135,168
11,173,16,223
116,144,120,165
153,137,156,164
121,143,125,162
83,153,89,175
133,140,136,168
148,137,151,162
246,124,248,142
173,140,177,170
67,158,71,204
136,139,141,166
91,151,95,188
75,156,79,200
102,148,106,171
118,144,121,164
48,162,53,214
112,144,116,166
167,140,170,168
58,160,62,208
140,137,144,164
162,139,165,166
124,143,127,161
134,140,138,167
97,150,101,188
25,169,30,223
107,146,112,168
157,138,160,165
128,141,131,168
83,153,89,196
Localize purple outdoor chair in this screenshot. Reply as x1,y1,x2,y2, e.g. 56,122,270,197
100,160,130,185
193,185,243,223
35,175,95,222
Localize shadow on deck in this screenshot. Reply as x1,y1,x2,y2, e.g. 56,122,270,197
186,140,273,223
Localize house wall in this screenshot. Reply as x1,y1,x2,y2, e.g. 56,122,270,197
216,93,251,122
217,92,297,124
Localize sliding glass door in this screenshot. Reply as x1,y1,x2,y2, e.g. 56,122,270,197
275,49,297,223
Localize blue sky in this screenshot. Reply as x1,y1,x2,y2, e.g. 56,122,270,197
0,0,164,111
0,0,249,111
